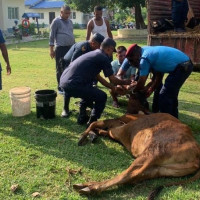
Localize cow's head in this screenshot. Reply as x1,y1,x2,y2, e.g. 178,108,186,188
127,91,150,114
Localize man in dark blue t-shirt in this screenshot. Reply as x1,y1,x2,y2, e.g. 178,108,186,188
61,33,104,118
64,33,104,65
60,38,131,126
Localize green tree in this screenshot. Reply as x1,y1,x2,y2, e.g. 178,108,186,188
65,0,146,29
115,0,146,29
114,8,134,25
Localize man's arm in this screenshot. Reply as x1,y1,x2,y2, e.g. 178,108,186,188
132,76,148,92
145,72,164,97
105,19,113,38
96,74,115,90
116,67,126,79
71,47,84,62
86,20,94,40
49,20,57,59
49,45,55,59
0,43,11,75
108,74,131,85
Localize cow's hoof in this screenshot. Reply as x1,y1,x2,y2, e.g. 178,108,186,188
79,187,91,195
88,132,98,143
78,135,88,146
73,184,86,190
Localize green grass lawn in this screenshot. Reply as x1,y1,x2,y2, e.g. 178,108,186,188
0,29,200,200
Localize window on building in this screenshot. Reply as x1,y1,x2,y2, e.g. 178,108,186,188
73,12,76,19
39,13,44,19
70,12,76,19
8,7,19,19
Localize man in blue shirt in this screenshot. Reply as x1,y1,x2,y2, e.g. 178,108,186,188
60,38,131,126
0,29,11,91
61,33,104,118
125,44,193,118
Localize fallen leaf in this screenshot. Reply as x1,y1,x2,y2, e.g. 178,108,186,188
67,168,82,175
32,192,40,197
10,184,19,192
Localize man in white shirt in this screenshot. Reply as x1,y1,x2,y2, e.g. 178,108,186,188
86,5,113,40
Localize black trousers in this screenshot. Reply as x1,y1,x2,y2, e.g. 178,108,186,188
159,61,193,118
172,0,189,29
55,46,71,90
64,84,107,119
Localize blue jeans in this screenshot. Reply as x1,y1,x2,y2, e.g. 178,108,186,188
64,84,107,119
159,61,193,118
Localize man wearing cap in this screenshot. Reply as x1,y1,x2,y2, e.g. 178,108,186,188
125,44,193,118
61,33,105,118
60,38,131,126
117,54,162,113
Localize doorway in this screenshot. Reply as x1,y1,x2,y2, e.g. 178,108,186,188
49,12,55,24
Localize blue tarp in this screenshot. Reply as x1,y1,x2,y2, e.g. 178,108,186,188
22,13,40,18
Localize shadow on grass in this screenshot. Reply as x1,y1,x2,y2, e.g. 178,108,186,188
0,111,132,173
1,94,200,198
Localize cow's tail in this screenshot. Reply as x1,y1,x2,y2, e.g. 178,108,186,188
147,169,200,200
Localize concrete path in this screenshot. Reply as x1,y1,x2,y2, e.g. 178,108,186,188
6,36,47,45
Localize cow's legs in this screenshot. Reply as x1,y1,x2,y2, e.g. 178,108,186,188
74,154,200,195
78,118,126,146
78,114,141,146
73,156,156,194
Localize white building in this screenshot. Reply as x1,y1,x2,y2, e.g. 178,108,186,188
25,0,89,27
0,0,89,32
0,0,25,31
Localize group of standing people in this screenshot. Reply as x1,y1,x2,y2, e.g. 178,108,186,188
0,4,193,125
0,2,194,126
50,5,132,126
49,4,193,126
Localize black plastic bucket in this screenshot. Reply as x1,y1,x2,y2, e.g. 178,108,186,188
35,89,57,119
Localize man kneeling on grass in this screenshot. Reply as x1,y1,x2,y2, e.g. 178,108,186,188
110,45,137,108
60,38,131,126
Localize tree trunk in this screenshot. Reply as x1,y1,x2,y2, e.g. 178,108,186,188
134,3,146,29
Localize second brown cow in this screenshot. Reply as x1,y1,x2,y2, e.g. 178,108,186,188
74,113,200,199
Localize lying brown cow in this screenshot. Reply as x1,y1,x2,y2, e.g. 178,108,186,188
74,113,200,199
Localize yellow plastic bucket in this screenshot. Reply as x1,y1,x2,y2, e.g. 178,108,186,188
9,87,31,117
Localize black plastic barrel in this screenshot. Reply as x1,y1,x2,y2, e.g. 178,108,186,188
35,90,57,119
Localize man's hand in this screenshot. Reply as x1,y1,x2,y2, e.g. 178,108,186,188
49,46,55,59
126,81,137,90
50,50,55,59
123,79,132,85
6,65,11,75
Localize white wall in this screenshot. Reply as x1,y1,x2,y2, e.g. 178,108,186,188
0,0,25,31
25,7,86,27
